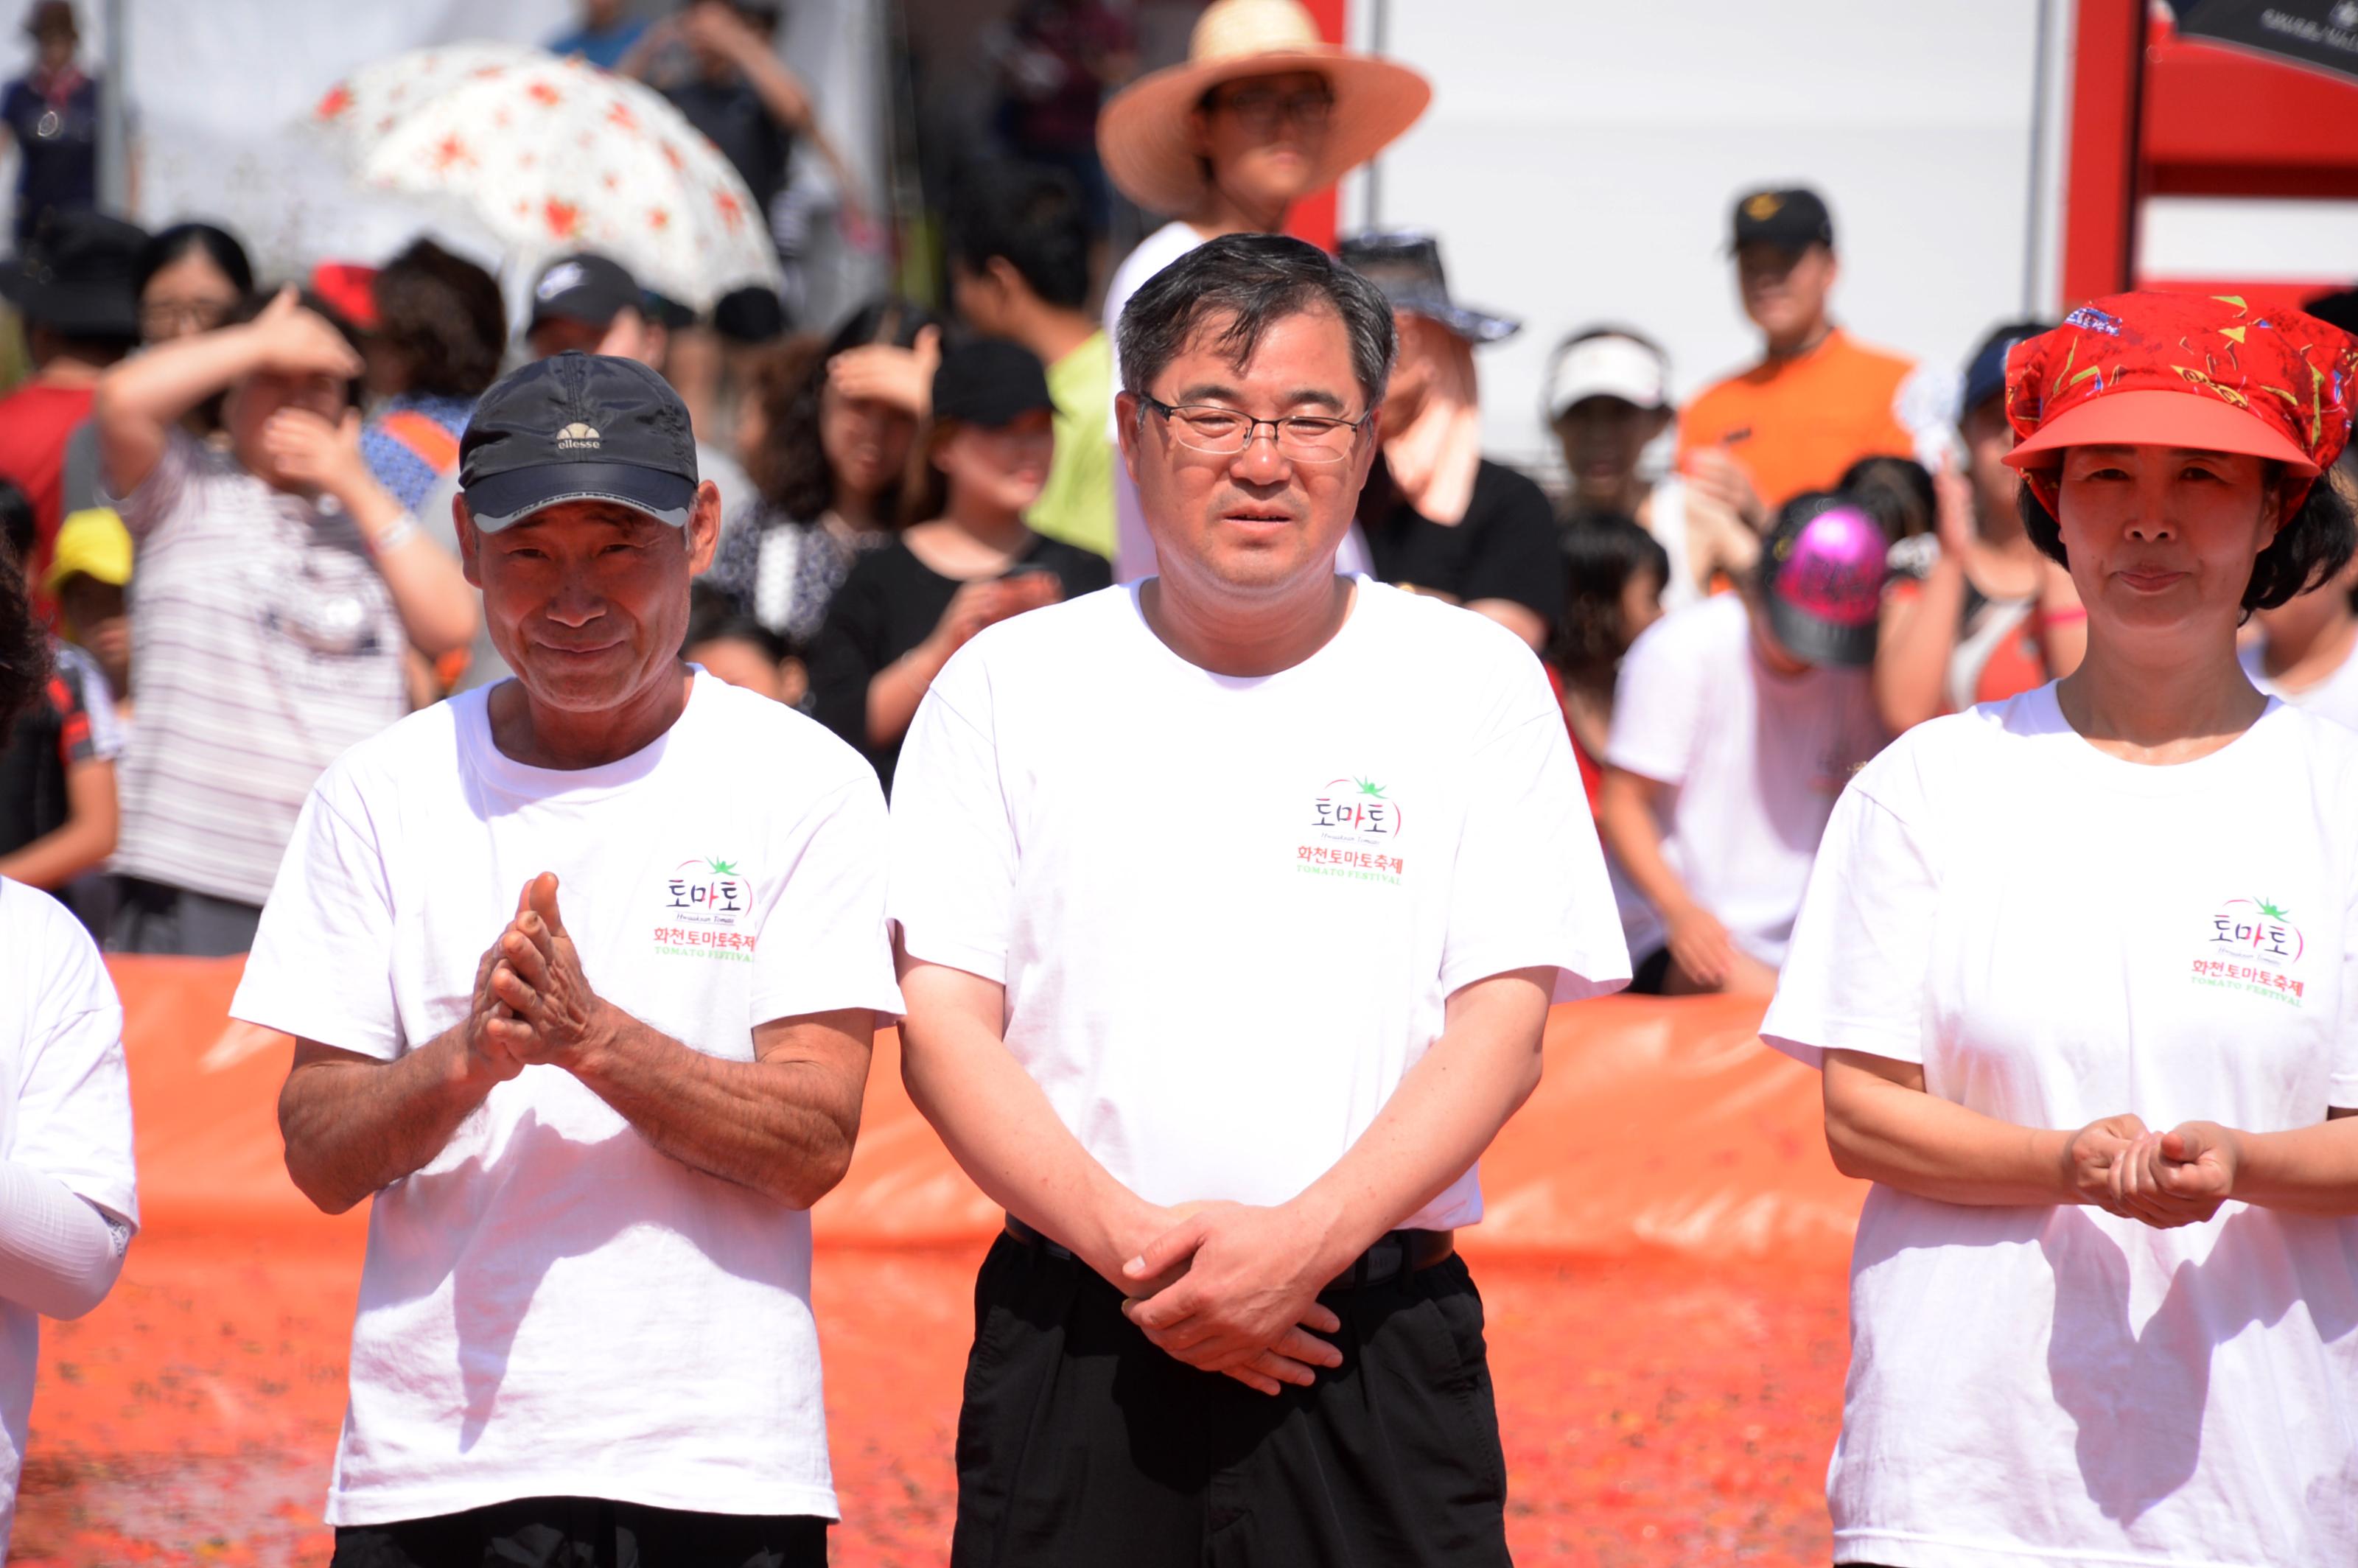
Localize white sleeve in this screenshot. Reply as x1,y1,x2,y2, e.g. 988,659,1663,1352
1441,678,1634,1004
58,645,121,760
11,896,137,1231
2336,837,2358,1109
1605,615,1704,786
1760,780,1939,1071
0,1162,127,1320
107,425,197,542
888,676,1017,985
231,776,402,1060
747,773,905,1025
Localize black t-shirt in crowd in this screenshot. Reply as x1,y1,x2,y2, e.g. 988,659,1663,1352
810,532,1113,794
665,78,796,216
0,643,99,855
1358,455,1564,634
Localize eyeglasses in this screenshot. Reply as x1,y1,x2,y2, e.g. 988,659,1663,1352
139,298,232,337
1136,393,1368,463
1205,85,1334,135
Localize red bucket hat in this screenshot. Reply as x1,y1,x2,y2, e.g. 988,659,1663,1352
2001,291,2358,511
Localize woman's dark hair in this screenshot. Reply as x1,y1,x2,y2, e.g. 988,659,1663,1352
685,581,790,661
225,288,368,410
1840,453,1937,542
1117,232,1394,410
1554,508,1670,677
134,220,253,298
0,477,34,567
2021,458,2358,614
747,297,939,521
945,158,1092,311
0,528,51,732
373,238,507,398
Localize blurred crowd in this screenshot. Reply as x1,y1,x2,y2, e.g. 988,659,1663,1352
5,0,2358,999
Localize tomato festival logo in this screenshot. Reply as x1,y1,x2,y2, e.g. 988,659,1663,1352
1295,776,1406,886
2189,896,2306,1006
653,855,757,962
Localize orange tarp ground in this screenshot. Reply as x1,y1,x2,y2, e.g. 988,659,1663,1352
9,960,1861,1567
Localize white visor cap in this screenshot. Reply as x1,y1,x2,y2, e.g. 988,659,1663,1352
1546,335,1670,419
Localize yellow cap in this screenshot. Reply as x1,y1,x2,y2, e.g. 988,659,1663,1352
44,507,133,596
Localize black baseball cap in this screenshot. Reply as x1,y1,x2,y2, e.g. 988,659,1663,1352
931,338,1053,427
1729,187,1834,256
528,251,640,330
459,352,699,532
1961,319,2053,420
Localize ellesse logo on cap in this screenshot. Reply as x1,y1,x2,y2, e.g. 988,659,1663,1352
555,421,601,450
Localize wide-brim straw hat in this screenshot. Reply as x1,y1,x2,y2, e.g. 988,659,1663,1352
1097,0,1432,218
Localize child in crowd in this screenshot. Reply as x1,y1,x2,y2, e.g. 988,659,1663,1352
1597,494,1889,995
684,583,803,707
808,338,1110,794
2242,544,2358,729
43,505,130,714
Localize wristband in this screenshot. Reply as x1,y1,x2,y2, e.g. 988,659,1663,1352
368,512,422,556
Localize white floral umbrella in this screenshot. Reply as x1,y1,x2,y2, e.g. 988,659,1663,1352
313,41,779,311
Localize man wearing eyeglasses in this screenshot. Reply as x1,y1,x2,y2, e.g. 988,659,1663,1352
890,232,1631,1567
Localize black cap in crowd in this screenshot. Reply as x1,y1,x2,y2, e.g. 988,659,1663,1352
1729,186,1834,255
713,284,788,346
528,252,640,330
931,338,1053,427
0,209,147,340
459,351,699,532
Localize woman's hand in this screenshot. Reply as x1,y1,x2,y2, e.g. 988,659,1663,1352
1661,901,1737,991
2062,1113,2149,1214
2111,1121,2239,1228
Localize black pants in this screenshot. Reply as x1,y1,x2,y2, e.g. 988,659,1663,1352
951,1231,1511,1568
329,1495,828,1568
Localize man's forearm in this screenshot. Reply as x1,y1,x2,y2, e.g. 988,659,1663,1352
279,1027,497,1214
563,1007,863,1209
900,1004,1158,1281
1286,970,1552,1274
1595,770,1696,920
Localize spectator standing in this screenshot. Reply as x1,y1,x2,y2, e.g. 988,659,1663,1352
1597,497,1890,995
2243,550,2358,729
948,160,1116,560
0,480,116,909
127,223,252,453
0,526,136,1562
237,352,898,1566
91,288,478,954
1874,321,2085,732
1677,186,1944,517
707,298,937,648
1095,0,1430,581
1343,230,1560,650
892,234,1628,1566
1547,326,1756,615
547,0,648,71
42,505,127,710
810,339,1107,794
1763,293,2358,1568
0,4,100,251
985,0,1136,237
0,210,141,588
357,239,506,514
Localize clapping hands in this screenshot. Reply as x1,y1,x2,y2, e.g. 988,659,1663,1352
477,874,612,1073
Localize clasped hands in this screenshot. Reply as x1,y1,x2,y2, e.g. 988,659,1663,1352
1111,1200,1351,1399
2065,1113,2240,1229
461,872,613,1084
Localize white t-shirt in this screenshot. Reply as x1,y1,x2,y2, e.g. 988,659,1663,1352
889,581,1629,1228
1605,592,1886,965
2242,634,2358,732
1762,687,2358,1568
231,673,902,1527
0,880,137,1554
1640,476,1701,616
1102,219,1373,586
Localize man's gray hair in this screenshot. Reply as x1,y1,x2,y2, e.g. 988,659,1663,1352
1116,232,1396,413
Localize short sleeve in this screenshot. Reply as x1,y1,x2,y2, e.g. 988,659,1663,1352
1441,666,1632,1004
1604,612,1706,786
231,776,402,1060
55,645,119,762
1459,464,1564,624
888,673,1017,984
107,425,198,541
748,773,904,1024
2336,854,2358,1108
1759,782,1937,1071
13,892,137,1227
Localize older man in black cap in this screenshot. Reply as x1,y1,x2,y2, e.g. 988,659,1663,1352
233,351,900,1567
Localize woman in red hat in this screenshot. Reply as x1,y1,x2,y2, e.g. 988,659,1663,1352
1761,293,2358,1568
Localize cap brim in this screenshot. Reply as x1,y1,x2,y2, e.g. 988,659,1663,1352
463,461,697,532
1395,295,1519,345
1764,592,1876,668
2004,389,2319,476
1097,49,1432,217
